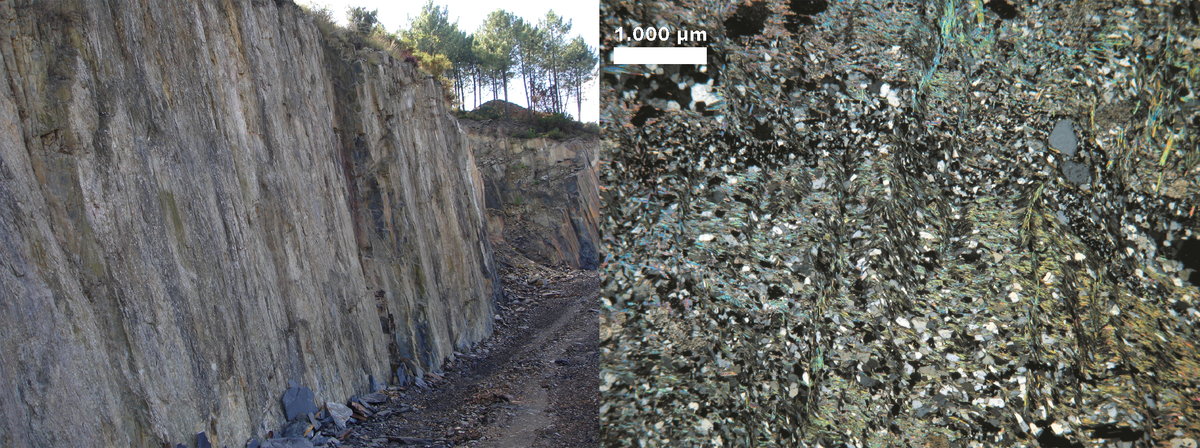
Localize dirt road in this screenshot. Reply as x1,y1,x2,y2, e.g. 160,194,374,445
329,267,599,448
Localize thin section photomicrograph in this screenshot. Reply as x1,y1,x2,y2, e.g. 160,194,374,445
600,0,1200,446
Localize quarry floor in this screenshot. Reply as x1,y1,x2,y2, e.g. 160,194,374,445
333,265,600,448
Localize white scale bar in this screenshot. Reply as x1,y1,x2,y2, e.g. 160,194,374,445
611,46,707,65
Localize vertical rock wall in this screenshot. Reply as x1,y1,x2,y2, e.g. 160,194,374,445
0,1,498,446
462,120,601,270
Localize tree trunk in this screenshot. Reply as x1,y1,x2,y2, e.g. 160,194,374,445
521,61,531,113
453,66,463,110
502,68,510,118
552,52,562,114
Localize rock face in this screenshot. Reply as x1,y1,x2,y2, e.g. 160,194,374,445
462,119,601,270
0,1,499,447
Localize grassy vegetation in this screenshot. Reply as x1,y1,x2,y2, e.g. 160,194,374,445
298,4,457,104
455,104,599,140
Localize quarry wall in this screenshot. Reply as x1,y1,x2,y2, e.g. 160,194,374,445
0,1,500,446
461,120,600,271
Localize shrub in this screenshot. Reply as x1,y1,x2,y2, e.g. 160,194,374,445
348,7,379,35
303,4,338,36
412,50,450,78
457,104,506,121
535,112,574,133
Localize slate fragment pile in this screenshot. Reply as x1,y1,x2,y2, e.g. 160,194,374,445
191,381,403,448
600,0,1200,446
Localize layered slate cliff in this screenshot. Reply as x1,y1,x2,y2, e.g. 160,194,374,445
0,1,500,447
461,118,601,271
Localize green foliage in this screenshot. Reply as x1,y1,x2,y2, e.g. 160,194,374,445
456,103,597,139
412,49,451,78
454,103,506,121
303,3,338,36
296,3,459,106
300,3,598,120
473,10,519,82
529,112,592,139
535,112,572,131
561,36,598,118
400,1,457,55
348,7,379,35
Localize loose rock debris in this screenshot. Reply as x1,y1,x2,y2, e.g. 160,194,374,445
600,0,1200,446
171,258,598,448
249,265,597,448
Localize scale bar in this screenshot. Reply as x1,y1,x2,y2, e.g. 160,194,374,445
612,46,707,65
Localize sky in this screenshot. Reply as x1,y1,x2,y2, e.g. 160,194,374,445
305,0,600,123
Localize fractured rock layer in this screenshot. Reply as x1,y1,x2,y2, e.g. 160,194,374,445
0,1,499,446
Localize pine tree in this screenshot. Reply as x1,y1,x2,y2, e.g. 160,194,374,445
562,36,597,121
473,10,518,118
